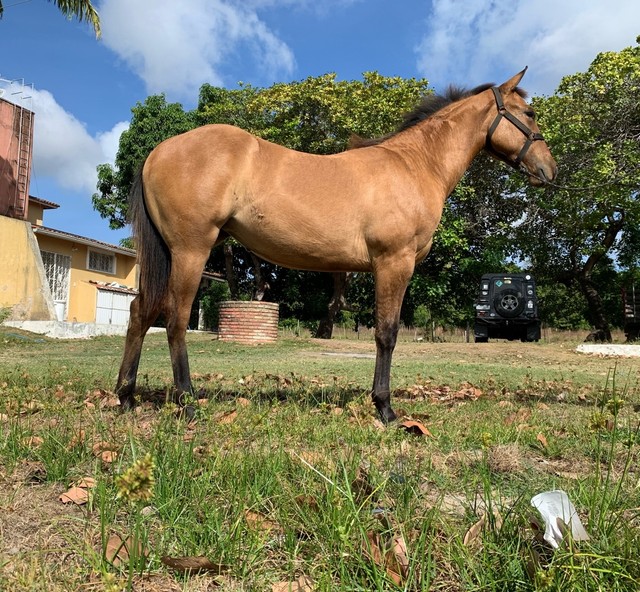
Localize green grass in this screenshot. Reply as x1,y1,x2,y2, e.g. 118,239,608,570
0,327,639,590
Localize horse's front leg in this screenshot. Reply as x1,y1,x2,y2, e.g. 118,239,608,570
372,254,415,423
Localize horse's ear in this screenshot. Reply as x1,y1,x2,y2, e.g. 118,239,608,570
498,67,528,93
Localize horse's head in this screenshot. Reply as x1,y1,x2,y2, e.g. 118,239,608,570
484,68,557,186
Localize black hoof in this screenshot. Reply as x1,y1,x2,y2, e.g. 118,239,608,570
119,395,136,412
377,406,397,425
177,404,197,422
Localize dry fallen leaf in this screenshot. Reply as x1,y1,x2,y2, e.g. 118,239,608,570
92,442,119,463
399,420,433,437
74,476,97,489
217,409,238,425
385,535,409,585
23,436,44,448
104,534,146,567
294,495,319,511
363,530,409,586
536,433,549,449
161,555,229,575
244,509,283,535
271,575,314,592
463,515,486,547
59,486,90,505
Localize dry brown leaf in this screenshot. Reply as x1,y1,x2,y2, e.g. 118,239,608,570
271,575,314,592
104,534,146,567
160,555,229,575
463,515,486,546
237,397,251,407
505,408,532,426
217,409,238,425
23,436,44,448
59,486,89,505
101,397,121,408
100,450,118,464
69,429,86,447
294,495,319,511
74,477,97,489
385,535,409,584
363,531,408,586
536,433,548,449
364,531,385,566
244,509,283,534
92,441,117,455
399,420,433,437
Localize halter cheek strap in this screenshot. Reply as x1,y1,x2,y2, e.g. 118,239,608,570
485,87,545,170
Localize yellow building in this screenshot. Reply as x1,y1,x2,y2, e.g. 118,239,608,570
1,195,138,325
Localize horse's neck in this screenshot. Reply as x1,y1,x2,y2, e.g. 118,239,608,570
400,96,492,197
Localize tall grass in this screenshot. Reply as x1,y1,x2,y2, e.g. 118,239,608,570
0,329,638,590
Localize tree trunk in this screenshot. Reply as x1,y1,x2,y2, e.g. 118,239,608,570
315,272,353,339
223,242,239,299
578,274,612,342
576,211,624,343
250,253,269,301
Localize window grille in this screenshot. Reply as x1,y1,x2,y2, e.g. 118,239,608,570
88,250,115,274
40,251,71,301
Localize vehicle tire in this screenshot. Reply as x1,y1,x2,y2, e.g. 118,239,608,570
493,289,525,318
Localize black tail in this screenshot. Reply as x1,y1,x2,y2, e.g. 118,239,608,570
128,165,170,316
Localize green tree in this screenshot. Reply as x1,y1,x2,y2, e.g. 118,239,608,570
513,39,640,341
92,95,197,229
0,0,100,36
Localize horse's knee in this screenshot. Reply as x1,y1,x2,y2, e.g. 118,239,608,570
375,323,399,350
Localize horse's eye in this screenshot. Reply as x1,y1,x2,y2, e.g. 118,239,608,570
525,110,536,120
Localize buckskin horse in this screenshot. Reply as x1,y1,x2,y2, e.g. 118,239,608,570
116,69,557,422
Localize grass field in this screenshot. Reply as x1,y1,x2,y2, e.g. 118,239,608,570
0,326,639,591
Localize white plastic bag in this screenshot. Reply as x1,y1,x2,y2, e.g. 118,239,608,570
530,490,590,549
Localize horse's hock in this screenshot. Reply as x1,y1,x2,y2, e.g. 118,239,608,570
218,301,279,343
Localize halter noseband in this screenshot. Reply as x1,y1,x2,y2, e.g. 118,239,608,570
485,87,545,170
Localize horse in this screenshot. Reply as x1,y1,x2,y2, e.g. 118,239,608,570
116,68,557,423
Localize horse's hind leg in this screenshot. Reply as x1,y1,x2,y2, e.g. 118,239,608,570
117,294,162,409
164,247,212,408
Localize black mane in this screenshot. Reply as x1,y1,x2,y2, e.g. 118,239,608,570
349,83,527,149
397,83,494,132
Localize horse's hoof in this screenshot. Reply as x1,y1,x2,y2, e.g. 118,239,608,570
119,396,136,412
378,406,397,425
177,404,197,422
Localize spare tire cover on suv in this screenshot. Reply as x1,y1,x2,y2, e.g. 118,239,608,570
493,288,525,318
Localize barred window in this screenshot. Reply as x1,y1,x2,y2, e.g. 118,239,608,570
88,250,116,274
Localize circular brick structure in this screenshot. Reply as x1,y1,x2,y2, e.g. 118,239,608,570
218,301,279,343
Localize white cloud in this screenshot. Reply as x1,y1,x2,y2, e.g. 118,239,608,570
99,0,296,99
0,80,128,195
417,0,640,95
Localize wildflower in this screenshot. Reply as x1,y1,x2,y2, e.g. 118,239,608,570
589,411,608,431
605,397,624,415
115,453,155,503
481,432,493,449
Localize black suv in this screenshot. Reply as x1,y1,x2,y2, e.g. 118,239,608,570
474,273,540,342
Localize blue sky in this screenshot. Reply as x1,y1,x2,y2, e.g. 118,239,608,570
1,0,638,245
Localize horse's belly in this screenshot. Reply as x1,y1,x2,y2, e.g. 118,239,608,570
226,221,371,273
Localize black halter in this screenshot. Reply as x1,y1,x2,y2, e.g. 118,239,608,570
485,87,545,170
